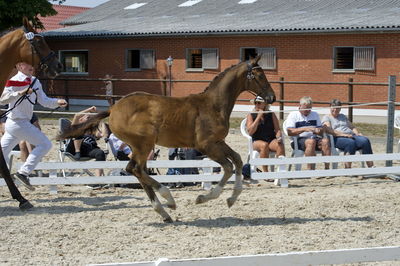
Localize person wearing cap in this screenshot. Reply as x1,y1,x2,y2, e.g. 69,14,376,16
246,95,285,172
322,99,374,168
0,62,68,190
285,96,331,170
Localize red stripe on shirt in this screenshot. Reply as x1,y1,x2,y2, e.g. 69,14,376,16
5,80,30,87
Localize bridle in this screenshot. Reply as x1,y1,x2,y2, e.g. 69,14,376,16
246,62,264,98
22,27,57,74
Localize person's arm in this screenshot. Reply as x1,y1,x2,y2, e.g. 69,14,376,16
35,80,67,109
271,113,283,142
72,106,97,125
0,85,28,105
246,111,263,135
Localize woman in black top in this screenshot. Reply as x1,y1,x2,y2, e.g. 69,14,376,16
246,96,285,172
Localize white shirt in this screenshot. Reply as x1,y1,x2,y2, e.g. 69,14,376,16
0,71,59,120
109,133,131,155
285,110,322,139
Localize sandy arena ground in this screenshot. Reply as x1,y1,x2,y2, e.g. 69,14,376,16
0,120,399,265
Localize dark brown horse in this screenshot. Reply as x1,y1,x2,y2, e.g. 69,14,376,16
0,18,63,209
59,56,275,222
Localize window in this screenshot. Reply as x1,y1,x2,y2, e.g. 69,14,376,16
126,49,155,70
240,47,276,69
186,48,218,70
333,46,375,71
59,50,88,74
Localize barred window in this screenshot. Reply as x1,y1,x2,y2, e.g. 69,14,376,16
186,48,218,70
334,46,375,71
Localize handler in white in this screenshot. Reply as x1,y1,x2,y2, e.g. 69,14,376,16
0,62,67,190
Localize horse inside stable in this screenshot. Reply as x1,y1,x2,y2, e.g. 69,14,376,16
0,17,63,209
59,55,276,223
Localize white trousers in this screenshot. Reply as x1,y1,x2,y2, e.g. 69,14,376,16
1,118,52,175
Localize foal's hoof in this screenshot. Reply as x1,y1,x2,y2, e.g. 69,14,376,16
163,216,174,223
167,203,177,210
227,197,237,208
19,200,34,210
195,195,207,204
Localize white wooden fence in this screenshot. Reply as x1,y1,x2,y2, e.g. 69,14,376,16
1,153,399,193
88,246,400,266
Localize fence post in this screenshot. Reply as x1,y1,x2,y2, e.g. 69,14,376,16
348,78,353,122
279,77,284,121
386,75,396,167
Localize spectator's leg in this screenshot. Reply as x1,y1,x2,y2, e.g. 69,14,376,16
354,136,374,167
89,148,106,176
269,138,285,157
335,137,356,168
253,140,269,172
319,138,331,169
303,138,317,170
19,141,29,162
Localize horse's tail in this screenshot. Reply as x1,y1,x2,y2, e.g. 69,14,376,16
57,110,111,140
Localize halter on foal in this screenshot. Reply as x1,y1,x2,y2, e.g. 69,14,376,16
0,17,63,209
59,55,275,223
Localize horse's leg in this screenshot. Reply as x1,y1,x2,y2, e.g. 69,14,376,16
224,145,243,208
195,141,241,205
125,156,175,223
0,145,33,210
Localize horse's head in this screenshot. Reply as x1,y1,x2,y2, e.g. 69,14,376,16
245,55,276,104
20,17,62,78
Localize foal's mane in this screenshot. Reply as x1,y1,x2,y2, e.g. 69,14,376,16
201,62,243,93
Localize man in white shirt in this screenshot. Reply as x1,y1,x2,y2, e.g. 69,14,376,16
0,62,67,190
285,96,330,170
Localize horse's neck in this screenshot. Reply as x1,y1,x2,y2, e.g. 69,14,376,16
0,31,21,89
204,71,244,120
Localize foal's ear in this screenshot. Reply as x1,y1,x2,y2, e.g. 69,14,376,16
22,17,35,33
251,54,262,65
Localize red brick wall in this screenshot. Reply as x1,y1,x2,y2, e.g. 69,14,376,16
47,32,400,108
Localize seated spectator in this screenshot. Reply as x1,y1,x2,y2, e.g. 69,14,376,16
66,106,106,177
285,96,331,170
322,99,374,168
246,95,285,172
108,132,155,161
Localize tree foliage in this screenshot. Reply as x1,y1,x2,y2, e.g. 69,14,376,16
0,0,65,31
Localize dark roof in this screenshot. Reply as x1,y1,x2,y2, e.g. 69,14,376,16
38,5,90,32
45,0,400,38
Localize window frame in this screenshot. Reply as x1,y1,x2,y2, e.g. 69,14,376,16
240,47,277,70
185,48,219,72
58,50,89,75
125,49,156,71
333,46,375,72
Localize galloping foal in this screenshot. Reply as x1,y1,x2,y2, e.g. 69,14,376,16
59,56,276,223
0,18,63,209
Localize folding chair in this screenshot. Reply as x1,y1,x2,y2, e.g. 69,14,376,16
395,113,400,153
58,118,105,177
283,120,336,171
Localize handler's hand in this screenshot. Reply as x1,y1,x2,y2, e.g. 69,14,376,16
19,88,33,95
57,99,68,107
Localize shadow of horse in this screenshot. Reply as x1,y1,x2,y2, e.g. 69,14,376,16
148,215,374,228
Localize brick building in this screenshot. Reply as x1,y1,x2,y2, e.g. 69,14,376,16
44,0,400,108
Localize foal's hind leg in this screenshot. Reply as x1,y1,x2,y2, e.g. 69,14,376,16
196,141,243,206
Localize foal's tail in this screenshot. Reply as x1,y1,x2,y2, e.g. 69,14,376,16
57,110,110,140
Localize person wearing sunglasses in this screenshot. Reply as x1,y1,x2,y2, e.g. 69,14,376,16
246,96,285,172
